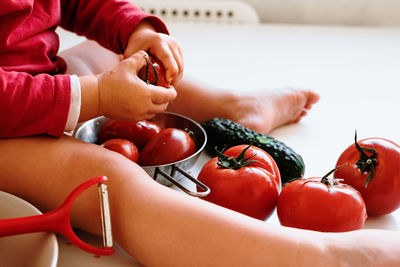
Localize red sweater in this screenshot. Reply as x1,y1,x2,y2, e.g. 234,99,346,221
0,0,168,137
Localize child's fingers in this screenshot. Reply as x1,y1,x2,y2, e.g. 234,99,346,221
144,87,177,118
169,44,184,85
148,102,170,115
148,85,177,104
123,50,149,72
151,43,180,85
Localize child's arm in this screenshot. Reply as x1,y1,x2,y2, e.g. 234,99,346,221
78,51,177,123
0,68,71,138
60,0,168,55
60,0,182,123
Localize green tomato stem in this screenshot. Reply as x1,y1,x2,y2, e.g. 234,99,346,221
354,131,377,188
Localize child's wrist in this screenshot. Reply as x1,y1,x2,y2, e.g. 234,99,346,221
124,20,156,58
131,20,156,38
78,75,100,121
128,21,156,44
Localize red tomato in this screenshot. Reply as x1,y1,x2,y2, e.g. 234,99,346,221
277,170,367,232
139,128,196,166
334,135,400,216
197,145,280,220
101,138,139,163
98,120,161,150
223,145,281,190
138,56,169,87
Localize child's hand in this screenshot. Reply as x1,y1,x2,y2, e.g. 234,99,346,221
124,21,184,86
97,50,177,122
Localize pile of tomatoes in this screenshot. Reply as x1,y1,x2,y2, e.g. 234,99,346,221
197,134,400,233
98,120,196,166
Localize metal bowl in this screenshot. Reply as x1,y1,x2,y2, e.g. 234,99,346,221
73,112,209,197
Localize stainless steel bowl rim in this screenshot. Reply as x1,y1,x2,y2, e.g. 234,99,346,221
140,112,207,168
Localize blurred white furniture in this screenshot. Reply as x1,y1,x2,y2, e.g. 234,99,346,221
57,0,259,52
184,0,400,27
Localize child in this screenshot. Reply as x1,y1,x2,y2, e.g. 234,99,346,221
1,1,398,266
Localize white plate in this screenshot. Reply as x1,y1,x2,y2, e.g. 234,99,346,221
0,191,58,267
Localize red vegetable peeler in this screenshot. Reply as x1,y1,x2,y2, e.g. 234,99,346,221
0,176,114,256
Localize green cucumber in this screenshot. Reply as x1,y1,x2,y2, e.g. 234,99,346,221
201,118,305,184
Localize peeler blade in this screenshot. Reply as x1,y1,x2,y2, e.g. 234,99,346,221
98,183,113,248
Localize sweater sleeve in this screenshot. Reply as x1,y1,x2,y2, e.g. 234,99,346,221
60,0,169,54
0,68,71,138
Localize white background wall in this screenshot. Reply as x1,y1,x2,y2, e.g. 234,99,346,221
181,0,400,26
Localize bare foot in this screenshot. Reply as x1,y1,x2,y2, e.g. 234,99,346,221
228,88,320,134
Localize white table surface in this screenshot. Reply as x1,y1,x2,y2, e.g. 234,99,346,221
57,22,400,266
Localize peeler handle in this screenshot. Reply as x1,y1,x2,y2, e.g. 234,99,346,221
0,176,114,256
0,211,58,237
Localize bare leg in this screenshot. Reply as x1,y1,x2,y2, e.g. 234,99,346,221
59,41,319,134
60,40,123,75
168,78,320,134
1,137,399,266
0,136,319,266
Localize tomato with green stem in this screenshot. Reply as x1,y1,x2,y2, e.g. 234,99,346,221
197,145,280,220
223,144,281,190
277,167,367,232
334,132,400,216
138,56,169,87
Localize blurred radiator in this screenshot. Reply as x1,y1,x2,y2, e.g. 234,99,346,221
133,0,260,24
